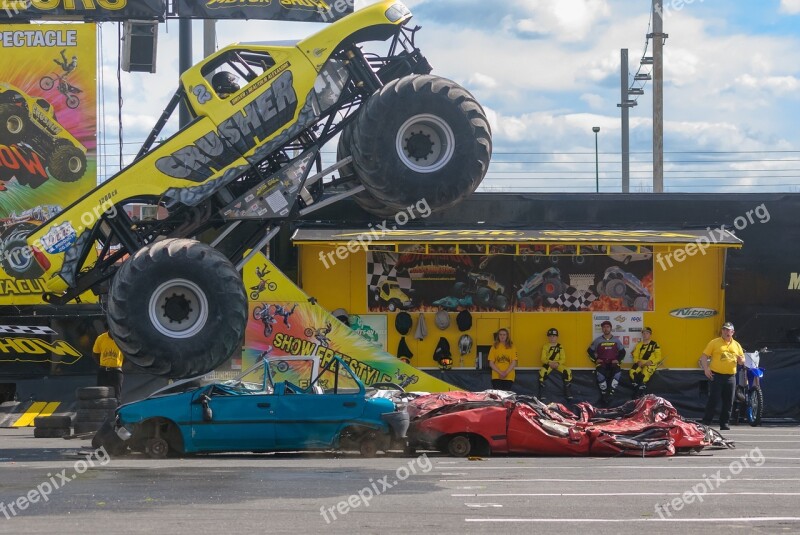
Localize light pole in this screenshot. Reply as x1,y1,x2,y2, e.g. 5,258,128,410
592,126,600,193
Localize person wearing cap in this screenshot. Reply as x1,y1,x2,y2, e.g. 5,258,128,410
538,328,573,401
629,327,663,399
587,320,626,404
488,328,517,391
700,321,744,431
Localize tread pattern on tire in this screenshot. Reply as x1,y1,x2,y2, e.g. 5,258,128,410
107,238,247,379
351,74,492,213
78,398,118,409
34,415,72,428
76,409,116,422
76,386,116,400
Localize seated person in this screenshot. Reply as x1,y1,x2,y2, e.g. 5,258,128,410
587,320,625,404
212,71,241,99
538,328,573,400
629,327,663,399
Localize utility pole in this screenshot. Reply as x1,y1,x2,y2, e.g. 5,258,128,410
620,49,630,193
179,19,192,128
651,0,668,192
203,20,216,58
593,127,600,193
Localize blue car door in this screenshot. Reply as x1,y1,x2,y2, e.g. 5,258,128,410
272,360,365,449
190,390,278,452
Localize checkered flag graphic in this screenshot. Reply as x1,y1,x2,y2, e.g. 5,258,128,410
546,287,597,311
0,325,58,335
366,252,412,292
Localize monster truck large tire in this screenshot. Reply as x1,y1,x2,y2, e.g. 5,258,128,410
0,222,45,279
336,123,398,218
0,103,27,145
107,238,247,379
48,144,87,182
350,74,491,213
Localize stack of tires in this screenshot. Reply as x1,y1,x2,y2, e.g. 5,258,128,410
33,415,72,438
74,387,118,435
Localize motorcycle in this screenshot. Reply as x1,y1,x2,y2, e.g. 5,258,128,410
252,304,277,338
732,347,766,426
39,73,82,109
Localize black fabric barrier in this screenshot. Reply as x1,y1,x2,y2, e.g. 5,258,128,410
426,348,800,421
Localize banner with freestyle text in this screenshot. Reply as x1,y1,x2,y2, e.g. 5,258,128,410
242,254,457,392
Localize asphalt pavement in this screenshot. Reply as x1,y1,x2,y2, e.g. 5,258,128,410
1,424,799,534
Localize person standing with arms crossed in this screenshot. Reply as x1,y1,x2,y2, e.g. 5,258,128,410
93,327,125,404
700,322,744,431
488,328,518,391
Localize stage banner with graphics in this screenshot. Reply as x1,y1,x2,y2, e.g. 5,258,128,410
243,254,457,392
591,312,644,364
366,249,654,313
0,23,96,305
173,0,352,22
0,1,165,21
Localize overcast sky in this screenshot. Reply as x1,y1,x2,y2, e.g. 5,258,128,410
97,0,800,193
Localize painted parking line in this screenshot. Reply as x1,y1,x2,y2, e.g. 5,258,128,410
436,465,800,471
439,477,800,483
453,492,800,497
465,517,800,523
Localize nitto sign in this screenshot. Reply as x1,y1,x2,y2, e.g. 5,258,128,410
670,307,718,319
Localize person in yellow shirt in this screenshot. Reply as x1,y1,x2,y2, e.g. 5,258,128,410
538,328,573,401
699,322,744,431
629,327,664,399
488,328,517,391
93,329,125,404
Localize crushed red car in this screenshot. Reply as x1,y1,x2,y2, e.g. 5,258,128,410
407,392,730,457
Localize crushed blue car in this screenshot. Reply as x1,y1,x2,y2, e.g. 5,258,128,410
94,355,409,458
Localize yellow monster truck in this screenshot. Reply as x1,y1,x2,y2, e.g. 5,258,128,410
0,83,88,185
13,1,492,378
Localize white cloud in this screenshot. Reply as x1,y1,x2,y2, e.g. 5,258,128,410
736,74,800,94
467,73,498,90
505,0,610,42
780,0,800,14
580,93,606,109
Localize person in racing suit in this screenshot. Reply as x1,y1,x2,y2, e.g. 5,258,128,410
587,320,626,404
629,327,663,399
538,328,573,401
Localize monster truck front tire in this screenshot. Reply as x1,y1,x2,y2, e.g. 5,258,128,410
0,103,28,145
107,238,247,379
350,75,491,213
48,144,87,182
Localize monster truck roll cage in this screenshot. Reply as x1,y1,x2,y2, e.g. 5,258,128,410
43,25,431,306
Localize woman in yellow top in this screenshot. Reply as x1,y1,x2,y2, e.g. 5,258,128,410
629,327,664,399
488,328,517,391
538,328,573,401
699,321,744,430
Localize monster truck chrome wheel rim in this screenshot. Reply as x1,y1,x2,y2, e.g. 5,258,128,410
67,155,83,173
149,279,209,339
396,114,455,173
5,115,23,134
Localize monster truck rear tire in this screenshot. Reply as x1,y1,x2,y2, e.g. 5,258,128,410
48,144,87,182
0,103,27,145
336,122,398,218
350,75,491,213
107,238,247,379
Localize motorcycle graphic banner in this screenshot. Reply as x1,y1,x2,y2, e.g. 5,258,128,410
0,23,97,305
242,254,457,392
